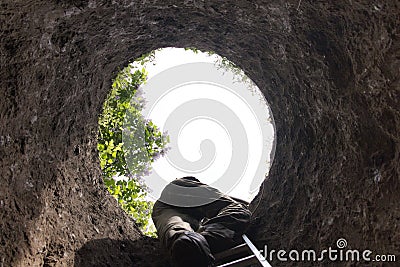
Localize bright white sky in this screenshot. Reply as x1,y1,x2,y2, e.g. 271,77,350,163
131,47,275,203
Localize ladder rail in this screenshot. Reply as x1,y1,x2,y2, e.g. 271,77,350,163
242,234,272,267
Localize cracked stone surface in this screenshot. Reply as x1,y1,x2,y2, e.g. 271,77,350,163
1,0,399,266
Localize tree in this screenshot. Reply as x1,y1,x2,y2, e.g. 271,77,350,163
98,56,169,236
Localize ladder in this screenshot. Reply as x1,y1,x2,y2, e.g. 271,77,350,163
214,235,272,267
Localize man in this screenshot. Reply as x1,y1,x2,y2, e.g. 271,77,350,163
151,176,252,267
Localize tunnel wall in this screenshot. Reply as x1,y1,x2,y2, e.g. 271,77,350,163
1,0,399,266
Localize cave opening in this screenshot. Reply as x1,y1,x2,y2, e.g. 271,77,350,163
98,47,276,236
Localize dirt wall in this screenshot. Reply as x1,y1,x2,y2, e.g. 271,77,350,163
1,0,399,266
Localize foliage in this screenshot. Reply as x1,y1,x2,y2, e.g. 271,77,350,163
213,53,255,92
98,58,168,236
186,47,256,92
184,47,200,54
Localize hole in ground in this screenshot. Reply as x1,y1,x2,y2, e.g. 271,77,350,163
98,47,276,236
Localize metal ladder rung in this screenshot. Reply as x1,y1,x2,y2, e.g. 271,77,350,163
216,254,259,267
213,234,272,267
214,243,249,262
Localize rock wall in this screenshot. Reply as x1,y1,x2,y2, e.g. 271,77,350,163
1,0,399,266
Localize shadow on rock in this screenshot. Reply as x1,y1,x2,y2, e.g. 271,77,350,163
74,236,171,267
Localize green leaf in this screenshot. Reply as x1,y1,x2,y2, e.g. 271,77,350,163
97,53,169,236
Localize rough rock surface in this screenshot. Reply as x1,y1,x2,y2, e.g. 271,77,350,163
1,0,399,266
